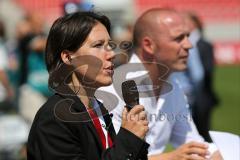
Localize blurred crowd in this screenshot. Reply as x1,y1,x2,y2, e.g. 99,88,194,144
0,11,51,160
0,4,219,160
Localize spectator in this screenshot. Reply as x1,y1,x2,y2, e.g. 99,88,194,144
0,19,14,112
185,12,219,142
16,12,52,123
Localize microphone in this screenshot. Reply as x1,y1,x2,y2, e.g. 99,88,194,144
121,80,139,111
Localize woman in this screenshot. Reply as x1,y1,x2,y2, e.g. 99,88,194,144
27,11,149,160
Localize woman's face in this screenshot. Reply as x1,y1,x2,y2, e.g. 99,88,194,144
70,22,115,88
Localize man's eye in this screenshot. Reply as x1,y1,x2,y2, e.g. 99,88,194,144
175,35,184,42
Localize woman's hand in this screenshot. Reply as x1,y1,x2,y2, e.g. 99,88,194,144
121,105,149,139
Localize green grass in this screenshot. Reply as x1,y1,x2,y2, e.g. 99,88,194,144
165,65,240,152
211,65,240,134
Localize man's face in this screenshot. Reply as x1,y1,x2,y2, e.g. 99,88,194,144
153,13,192,72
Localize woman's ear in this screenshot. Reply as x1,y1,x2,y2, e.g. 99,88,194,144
61,50,72,65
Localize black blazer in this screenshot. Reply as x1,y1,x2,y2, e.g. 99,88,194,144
27,91,149,160
196,39,219,108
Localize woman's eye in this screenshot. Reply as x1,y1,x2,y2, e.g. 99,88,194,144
94,43,103,48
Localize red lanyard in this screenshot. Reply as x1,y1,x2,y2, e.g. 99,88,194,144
87,108,113,149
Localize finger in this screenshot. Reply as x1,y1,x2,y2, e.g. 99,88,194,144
141,120,149,126
122,107,128,121
187,154,207,160
129,105,144,115
144,126,149,133
187,147,209,156
187,142,208,149
139,125,149,133
138,111,147,120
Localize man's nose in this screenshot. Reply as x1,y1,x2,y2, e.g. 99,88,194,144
183,36,193,49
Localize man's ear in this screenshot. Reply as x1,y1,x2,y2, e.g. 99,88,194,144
141,36,155,61
142,36,155,54
61,50,72,65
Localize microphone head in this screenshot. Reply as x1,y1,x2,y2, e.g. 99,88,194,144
121,80,139,111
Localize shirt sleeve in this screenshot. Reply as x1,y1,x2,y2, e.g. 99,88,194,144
169,83,218,156
169,103,205,147
27,116,88,160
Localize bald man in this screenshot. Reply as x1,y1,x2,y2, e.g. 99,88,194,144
97,8,222,160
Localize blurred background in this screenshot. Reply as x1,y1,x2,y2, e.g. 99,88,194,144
0,0,239,159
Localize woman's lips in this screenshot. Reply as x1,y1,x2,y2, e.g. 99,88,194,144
104,65,114,75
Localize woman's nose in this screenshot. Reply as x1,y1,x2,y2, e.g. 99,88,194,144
105,49,115,61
